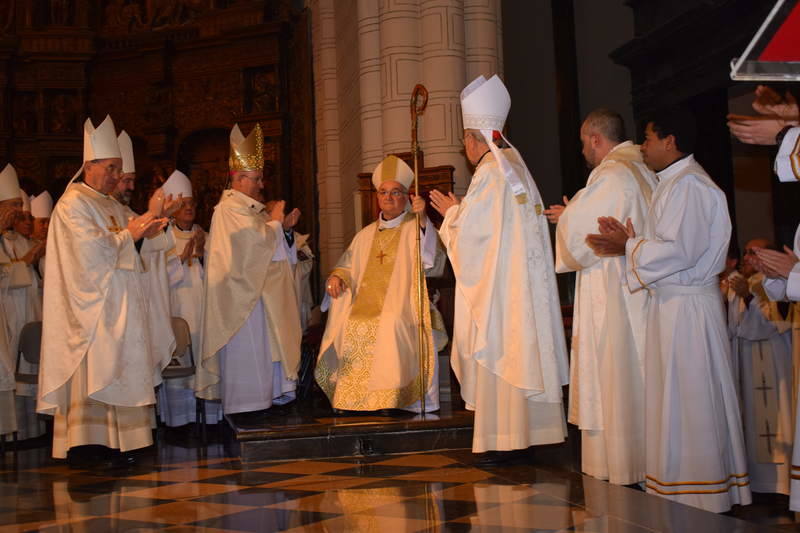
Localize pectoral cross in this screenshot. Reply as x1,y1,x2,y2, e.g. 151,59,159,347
760,419,777,456
376,250,388,264
107,215,123,233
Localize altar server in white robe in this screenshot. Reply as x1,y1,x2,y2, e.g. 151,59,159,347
317,155,448,413
586,108,750,513
196,122,302,416
726,238,793,496
545,109,656,485
156,170,222,426
430,75,569,461
37,116,172,461
0,166,22,437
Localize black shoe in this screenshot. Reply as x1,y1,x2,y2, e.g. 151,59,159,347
472,449,529,467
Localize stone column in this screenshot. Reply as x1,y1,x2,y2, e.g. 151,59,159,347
421,0,468,192
378,0,421,155
357,0,384,171
464,0,503,81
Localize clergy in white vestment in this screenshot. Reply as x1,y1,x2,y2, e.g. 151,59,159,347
37,116,172,462
195,122,302,416
726,239,793,496
155,170,222,427
316,155,448,413
430,75,569,461
0,165,23,438
30,191,53,285
545,109,656,485
0,174,45,440
586,108,750,513
294,233,314,333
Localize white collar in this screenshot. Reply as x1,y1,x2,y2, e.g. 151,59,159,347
378,208,409,230
656,154,695,183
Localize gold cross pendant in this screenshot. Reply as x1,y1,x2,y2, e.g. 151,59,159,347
376,250,388,264
107,215,123,233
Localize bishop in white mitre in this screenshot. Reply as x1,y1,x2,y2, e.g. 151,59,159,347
430,75,569,460
587,109,750,513
0,165,23,438
37,116,172,461
316,155,448,413
155,170,222,426
196,123,302,416
726,239,793,496
546,109,656,485
0,168,45,440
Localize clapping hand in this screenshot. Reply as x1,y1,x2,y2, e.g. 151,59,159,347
544,195,570,224
283,208,301,230
753,245,799,279
585,216,635,257
429,189,459,217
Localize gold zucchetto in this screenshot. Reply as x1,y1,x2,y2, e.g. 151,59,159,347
229,123,264,172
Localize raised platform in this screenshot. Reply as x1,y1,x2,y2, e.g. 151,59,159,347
227,357,475,464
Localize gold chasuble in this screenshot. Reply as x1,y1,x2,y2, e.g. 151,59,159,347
195,189,301,401
316,213,444,411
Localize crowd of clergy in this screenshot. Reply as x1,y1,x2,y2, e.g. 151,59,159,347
0,73,799,516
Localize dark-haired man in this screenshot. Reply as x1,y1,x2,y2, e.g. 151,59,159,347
546,108,656,485
586,108,751,513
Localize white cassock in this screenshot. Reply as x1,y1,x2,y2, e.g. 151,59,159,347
196,190,302,415
316,210,448,412
625,154,750,513
555,141,656,484
762,226,800,510
439,148,569,453
155,223,222,426
1,231,45,440
0,243,19,436
726,272,792,495
38,182,174,458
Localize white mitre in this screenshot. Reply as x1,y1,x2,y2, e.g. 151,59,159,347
461,74,510,131
83,115,121,162
371,155,414,190
20,191,31,212
0,163,21,202
163,170,193,198
460,74,528,201
118,130,135,174
31,191,54,218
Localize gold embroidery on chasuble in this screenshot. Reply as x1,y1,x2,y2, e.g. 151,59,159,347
323,217,436,410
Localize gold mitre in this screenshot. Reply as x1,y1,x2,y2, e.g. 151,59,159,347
371,155,414,190
229,123,264,171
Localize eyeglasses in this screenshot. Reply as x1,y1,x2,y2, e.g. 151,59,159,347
377,190,407,198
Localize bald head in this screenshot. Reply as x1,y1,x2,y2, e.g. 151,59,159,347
580,109,627,169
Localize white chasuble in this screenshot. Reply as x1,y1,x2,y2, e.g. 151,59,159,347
625,155,751,513
38,182,172,457
316,211,447,412
196,189,301,414
439,148,569,453
727,274,792,495
555,141,656,485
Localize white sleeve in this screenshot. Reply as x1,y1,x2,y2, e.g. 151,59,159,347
775,127,800,183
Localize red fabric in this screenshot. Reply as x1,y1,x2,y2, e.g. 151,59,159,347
759,3,800,61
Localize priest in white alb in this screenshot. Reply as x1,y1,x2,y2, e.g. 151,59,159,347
196,123,302,417
544,108,656,485
37,116,171,463
156,170,222,426
316,155,447,413
586,108,750,513
430,75,569,463
726,238,793,496
0,165,22,439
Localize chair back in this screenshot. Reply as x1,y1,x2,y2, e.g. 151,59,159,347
170,317,192,365
18,321,42,365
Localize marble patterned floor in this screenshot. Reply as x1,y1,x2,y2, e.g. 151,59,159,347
0,436,797,533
